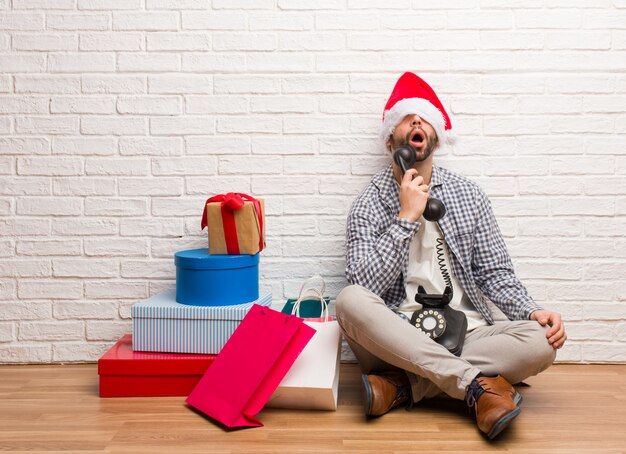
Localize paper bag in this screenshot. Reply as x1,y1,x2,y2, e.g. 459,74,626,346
281,275,328,319
267,278,342,410
185,304,315,428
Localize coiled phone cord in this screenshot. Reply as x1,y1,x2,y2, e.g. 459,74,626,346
435,237,454,300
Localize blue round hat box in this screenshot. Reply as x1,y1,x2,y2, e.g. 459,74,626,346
175,248,259,306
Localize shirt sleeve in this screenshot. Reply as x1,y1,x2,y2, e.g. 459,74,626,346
471,188,543,320
345,195,419,299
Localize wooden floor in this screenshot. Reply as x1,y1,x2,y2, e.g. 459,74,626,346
0,364,625,454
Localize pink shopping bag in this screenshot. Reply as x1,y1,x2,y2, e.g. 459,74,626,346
186,304,315,428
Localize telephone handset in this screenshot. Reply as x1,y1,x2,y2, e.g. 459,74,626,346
410,284,467,356
393,145,446,222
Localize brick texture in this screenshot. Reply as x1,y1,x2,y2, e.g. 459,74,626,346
0,1,624,364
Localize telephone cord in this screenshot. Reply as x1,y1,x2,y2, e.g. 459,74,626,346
435,237,454,300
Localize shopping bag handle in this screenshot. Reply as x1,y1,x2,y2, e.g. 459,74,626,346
291,287,330,322
297,275,325,301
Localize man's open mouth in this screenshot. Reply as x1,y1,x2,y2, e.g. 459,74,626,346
409,129,426,148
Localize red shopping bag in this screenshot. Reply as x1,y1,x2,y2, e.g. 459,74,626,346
186,304,315,428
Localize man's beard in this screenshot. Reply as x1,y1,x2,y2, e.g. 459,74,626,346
403,127,437,162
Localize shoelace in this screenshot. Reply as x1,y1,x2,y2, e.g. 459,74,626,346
395,385,414,411
465,378,498,409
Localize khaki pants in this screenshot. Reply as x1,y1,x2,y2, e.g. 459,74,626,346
335,284,556,402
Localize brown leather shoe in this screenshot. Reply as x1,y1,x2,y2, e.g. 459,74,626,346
465,375,522,439
361,371,411,417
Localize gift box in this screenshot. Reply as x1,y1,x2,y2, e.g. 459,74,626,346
98,334,216,397
175,248,259,306
201,193,265,255
132,289,272,354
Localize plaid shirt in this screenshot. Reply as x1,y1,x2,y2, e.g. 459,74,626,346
345,164,542,324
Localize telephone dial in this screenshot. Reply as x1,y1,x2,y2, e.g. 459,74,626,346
393,145,467,356
410,284,467,356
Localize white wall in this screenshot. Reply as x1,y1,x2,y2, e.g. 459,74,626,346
1,0,624,363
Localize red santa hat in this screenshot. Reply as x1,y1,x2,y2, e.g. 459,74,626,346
380,72,456,147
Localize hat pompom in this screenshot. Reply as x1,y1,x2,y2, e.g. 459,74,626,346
445,128,457,146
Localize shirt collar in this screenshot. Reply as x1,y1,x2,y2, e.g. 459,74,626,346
430,165,445,188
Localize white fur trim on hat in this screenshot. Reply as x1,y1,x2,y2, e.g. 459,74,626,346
380,97,450,145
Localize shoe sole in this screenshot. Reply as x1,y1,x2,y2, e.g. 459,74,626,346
487,406,521,440
361,374,374,417
513,391,523,406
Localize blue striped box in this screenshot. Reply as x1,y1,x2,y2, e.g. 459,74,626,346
132,289,272,354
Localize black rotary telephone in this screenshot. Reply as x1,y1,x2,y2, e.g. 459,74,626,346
394,146,467,356
410,284,467,356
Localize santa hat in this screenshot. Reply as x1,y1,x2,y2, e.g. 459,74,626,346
380,72,456,146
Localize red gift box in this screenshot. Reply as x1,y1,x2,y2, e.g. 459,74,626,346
98,334,216,397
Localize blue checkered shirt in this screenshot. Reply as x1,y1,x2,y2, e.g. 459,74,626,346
345,164,542,324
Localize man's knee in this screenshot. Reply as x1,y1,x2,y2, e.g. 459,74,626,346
335,284,368,320
525,321,557,371
335,284,387,326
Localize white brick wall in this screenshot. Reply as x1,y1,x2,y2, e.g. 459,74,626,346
1,1,625,364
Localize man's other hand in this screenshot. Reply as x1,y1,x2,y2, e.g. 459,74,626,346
530,310,567,349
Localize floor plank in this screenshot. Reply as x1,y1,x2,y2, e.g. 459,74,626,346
0,363,624,453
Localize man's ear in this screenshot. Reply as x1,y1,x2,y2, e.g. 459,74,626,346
385,137,392,152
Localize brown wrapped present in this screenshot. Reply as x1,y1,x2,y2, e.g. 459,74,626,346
201,193,265,255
